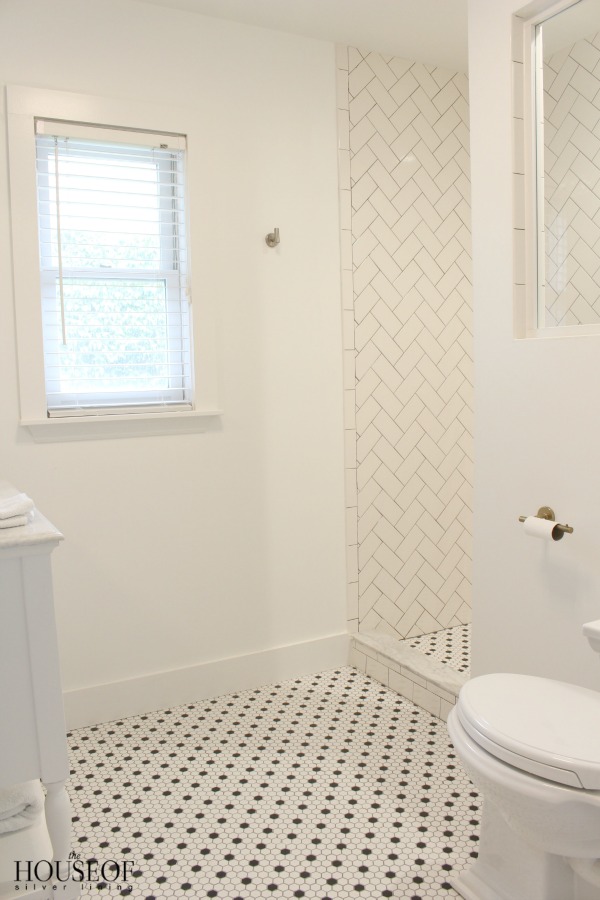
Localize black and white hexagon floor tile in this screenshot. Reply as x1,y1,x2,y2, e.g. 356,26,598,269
67,667,479,899
407,626,471,675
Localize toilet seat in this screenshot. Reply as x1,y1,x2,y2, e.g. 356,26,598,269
457,673,600,789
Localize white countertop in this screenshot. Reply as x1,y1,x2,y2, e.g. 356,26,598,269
0,482,62,549
0,510,63,549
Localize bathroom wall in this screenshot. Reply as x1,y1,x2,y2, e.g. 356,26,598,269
0,0,348,725
469,0,600,690
543,31,600,326
337,46,473,640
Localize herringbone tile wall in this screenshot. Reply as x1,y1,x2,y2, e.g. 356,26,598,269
543,32,600,326
337,46,473,641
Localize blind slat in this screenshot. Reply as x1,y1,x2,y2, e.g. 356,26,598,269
36,123,192,414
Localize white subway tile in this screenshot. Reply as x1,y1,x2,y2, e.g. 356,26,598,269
413,685,441,718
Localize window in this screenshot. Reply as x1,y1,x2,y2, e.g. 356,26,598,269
7,86,219,439
36,122,192,415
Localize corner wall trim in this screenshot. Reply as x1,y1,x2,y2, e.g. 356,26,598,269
64,633,351,730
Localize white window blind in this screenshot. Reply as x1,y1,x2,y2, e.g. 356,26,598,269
35,120,193,416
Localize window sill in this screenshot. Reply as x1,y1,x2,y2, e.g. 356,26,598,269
21,409,223,443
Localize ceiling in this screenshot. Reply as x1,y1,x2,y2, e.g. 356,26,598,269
136,0,469,73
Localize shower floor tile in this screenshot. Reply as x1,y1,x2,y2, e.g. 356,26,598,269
67,668,479,899
406,626,471,674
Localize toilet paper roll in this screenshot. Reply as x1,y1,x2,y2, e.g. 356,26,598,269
523,516,559,541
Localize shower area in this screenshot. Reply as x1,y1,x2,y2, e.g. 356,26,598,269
337,45,473,713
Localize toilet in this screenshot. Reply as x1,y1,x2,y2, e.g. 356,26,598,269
447,620,600,900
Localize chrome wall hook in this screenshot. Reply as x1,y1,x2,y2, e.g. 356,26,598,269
265,227,280,248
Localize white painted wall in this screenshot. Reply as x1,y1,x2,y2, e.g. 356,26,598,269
469,0,600,689
0,0,347,719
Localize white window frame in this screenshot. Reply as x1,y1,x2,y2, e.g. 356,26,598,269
517,0,600,340
7,85,221,441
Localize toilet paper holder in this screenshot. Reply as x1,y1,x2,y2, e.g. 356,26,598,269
518,506,574,539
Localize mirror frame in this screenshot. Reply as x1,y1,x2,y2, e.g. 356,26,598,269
517,0,600,337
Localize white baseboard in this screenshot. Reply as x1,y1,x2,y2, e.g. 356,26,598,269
64,632,350,730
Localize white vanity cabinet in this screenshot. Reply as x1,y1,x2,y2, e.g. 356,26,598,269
0,504,77,896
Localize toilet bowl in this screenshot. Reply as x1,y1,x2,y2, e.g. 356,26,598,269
447,672,600,900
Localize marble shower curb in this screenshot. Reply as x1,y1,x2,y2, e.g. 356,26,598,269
349,630,468,721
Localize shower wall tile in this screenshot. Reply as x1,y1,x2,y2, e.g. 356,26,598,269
337,44,359,628
337,46,473,639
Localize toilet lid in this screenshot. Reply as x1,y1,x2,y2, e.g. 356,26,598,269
457,673,600,789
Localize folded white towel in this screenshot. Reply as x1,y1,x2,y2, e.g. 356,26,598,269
0,781,45,835
0,492,34,520
0,514,30,529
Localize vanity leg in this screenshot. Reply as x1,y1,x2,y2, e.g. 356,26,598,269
44,780,81,898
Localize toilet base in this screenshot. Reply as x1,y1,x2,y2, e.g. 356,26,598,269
450,868,510,900
453,865,600,900
452,797,598,900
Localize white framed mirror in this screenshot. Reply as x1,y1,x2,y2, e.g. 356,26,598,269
534,0,600,333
